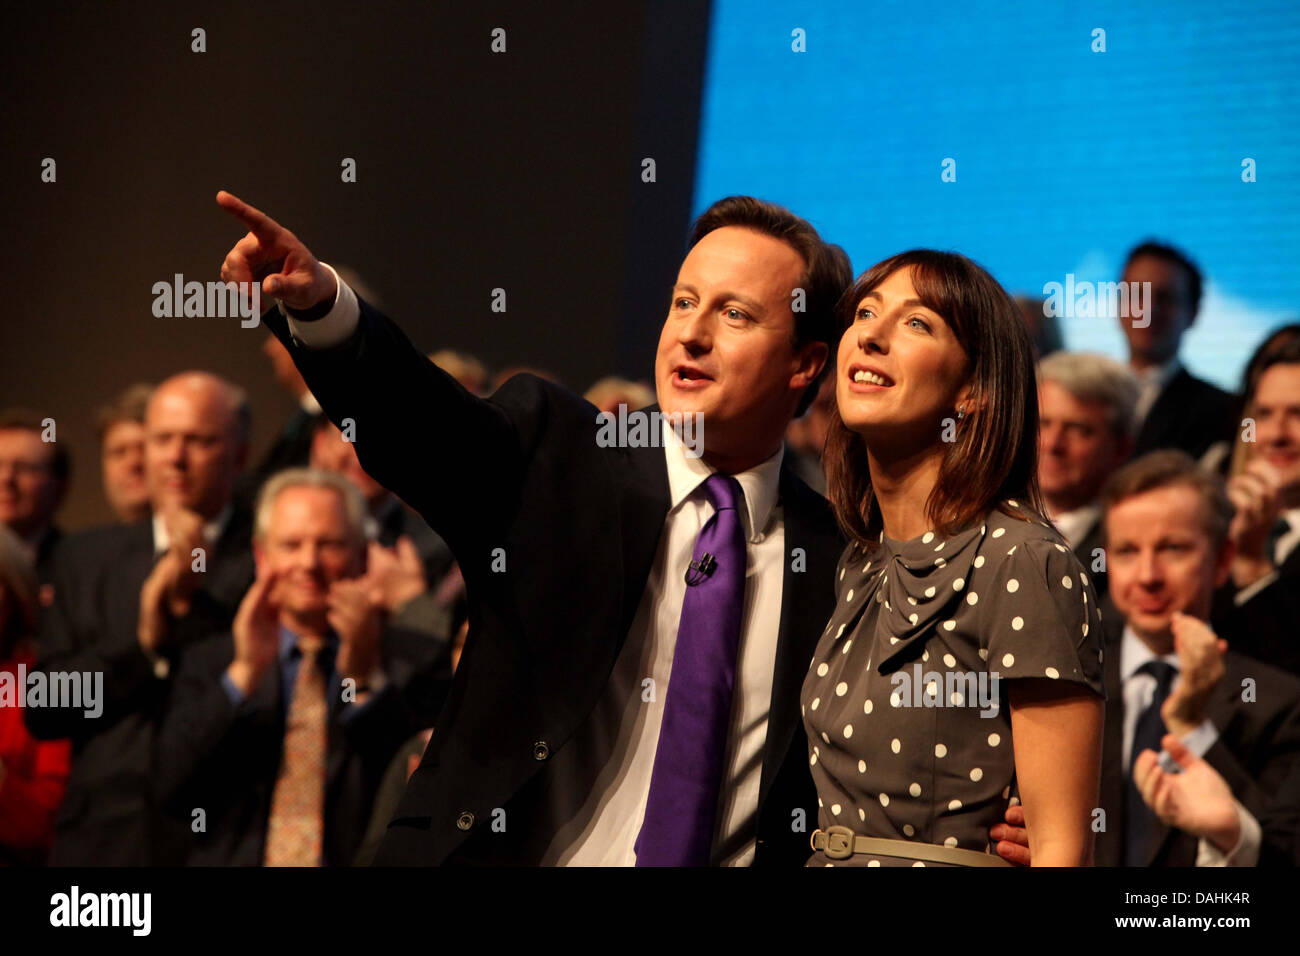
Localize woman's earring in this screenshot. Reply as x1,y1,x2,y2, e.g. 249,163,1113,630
955,406,966,421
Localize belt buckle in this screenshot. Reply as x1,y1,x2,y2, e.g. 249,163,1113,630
823,825,855,861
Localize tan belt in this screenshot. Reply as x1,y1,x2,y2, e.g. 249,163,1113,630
811,826,1013,867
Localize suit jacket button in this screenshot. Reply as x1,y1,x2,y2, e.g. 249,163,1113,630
456,811,474,830
533,740,550,760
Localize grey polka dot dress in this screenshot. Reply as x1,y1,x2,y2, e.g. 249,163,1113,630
801,502,1105,867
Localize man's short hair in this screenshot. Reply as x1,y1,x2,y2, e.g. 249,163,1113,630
1099,449,1232,548
1123,240,1203,317
688,196,853,415
95,383,154,442
0,408,70,483
254,467,365,545
1037,352,1140,439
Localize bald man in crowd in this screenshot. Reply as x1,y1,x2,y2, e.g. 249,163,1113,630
29,371,256,865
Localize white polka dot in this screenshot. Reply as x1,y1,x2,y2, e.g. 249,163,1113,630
1001,653,1015,668
831,803,841,815
1054,543,1067,553
846,588,855,602
889,636,899,645
944,836,958,848
818,798,824,807
1083,591,1089,604
1002,786,1011,799
891,738,901,754
843,723,854,738
1083,623,1089,637
925,586,936,598
836,623,846,638
951,691,964,706
909,782,922,797
817,662,829,677
867,859,881,867
859,808,866,822
863,699,873,714
935,743,948,758
988,733,1001,747
935,558,947,568
934,541,945,552
1081,572,1089,586
890,691,902,707
841,639,853,655
1007,545,1017,555
978,648,989,661
1006,578,1019,593
943,653,957,668
1009,796,1020,807
966,592,979,606
811,697,820,710
943,620,956,631
907,596,918,606
953,578,965,591
926,680,938,698
879,793,890,807
1061,576,1072,589
821,732,830,744
909,612,919,625
858,759,867,773
835,681,848,697
912,861,926,867
992,527,1006,538
1012,616,1024,630
903,824,915,837
948,799,963,811
970,767,983,782
974,555,985,568
922,531,935,543
922,650,930,662
1045,666,1060,679
839,567,845,580
810,752,817,765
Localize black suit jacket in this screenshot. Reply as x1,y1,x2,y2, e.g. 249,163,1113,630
154,626,449,866
1074,514,1109,603
29,513,254,865
1095,610,1300,866
1212,544,1300,679
1134,368,1236,460
266,297,844,867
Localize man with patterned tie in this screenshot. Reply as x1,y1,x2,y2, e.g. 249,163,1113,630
1093,450,1300,866
214,191,1032,866
155,469,447,866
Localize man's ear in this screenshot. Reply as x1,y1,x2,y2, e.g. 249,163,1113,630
792,340,829,392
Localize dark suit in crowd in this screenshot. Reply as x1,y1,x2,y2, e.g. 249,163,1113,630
1095,609,1300,867
28,514,254,865
1133,369,1236,461
154,626,449,866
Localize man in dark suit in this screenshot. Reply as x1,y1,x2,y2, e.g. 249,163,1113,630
1212,339,1300,676
1037,351,1139,600
1093,449,1300,866
29,371,256,865
215,191,1031,867
1119,241,1236,460
155,469,447,865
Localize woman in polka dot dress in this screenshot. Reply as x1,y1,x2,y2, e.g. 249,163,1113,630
803,250,1105,867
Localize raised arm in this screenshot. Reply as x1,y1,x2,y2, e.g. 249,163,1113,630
215,191,533,559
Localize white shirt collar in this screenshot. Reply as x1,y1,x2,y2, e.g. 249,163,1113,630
153,503,233,555
1120,623,1181,683
1048,503,1101,550
1134,356,1183,390
661,419,783,544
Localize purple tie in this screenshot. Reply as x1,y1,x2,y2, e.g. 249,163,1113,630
635,473,747,866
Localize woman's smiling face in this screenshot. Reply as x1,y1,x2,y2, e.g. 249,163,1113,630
836,266,972,445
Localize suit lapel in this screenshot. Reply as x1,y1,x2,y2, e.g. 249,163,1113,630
757,466,840,814
1097,611,1127,866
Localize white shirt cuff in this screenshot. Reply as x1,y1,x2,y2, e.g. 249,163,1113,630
1196,799,1262,867
279,262,360,348
1181,719,1219,759
1235,569,1280,606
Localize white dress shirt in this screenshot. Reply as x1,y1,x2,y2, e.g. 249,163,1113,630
284,269,789,866
1119,626,1260,866
1048,503,1101,551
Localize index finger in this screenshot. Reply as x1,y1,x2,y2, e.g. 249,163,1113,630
216,190,282,242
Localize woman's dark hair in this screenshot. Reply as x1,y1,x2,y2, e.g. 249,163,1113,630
1241,323,1300,398
689,196,853,415
824,250,1044,544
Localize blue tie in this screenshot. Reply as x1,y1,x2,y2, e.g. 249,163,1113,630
635,474,747,866
1125,659,1177,866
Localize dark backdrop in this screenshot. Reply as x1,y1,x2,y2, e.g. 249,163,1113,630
1,0,709,530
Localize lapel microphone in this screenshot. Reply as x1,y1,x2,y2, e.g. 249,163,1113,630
685,552,717,587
